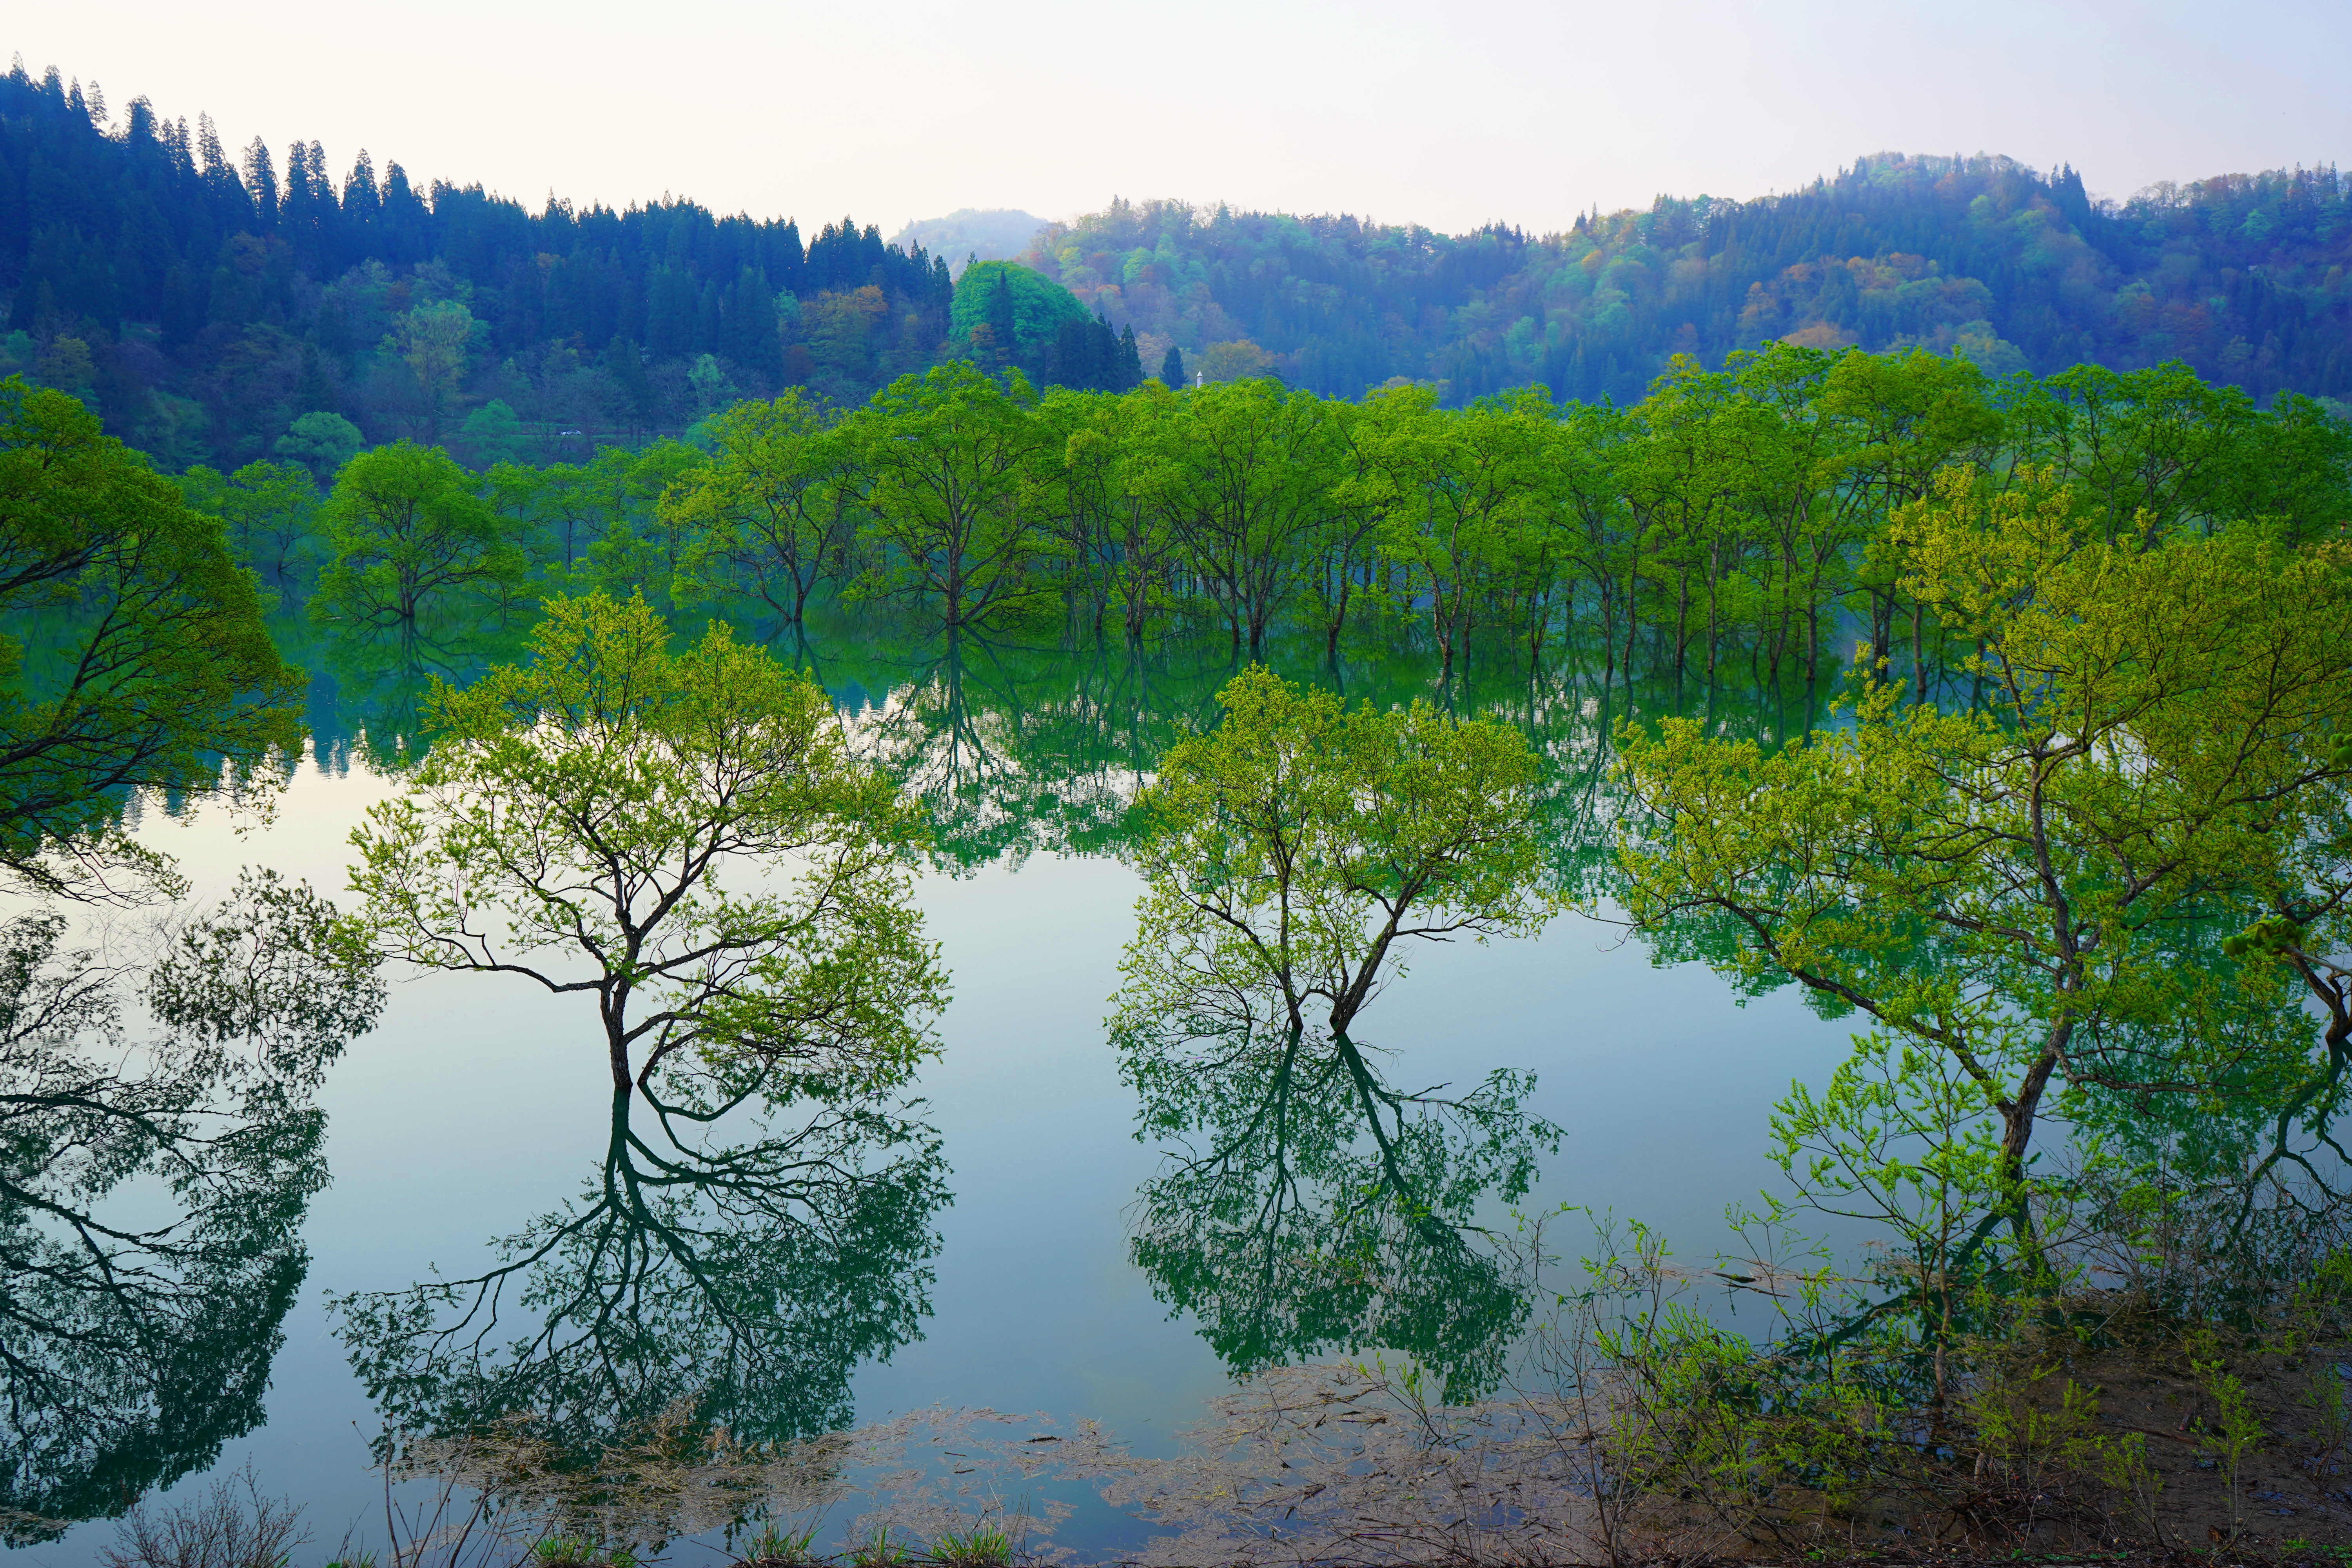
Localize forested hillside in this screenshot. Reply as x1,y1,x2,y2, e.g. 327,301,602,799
0,60,953,468
5,55,2349,473
1023,158,2352,407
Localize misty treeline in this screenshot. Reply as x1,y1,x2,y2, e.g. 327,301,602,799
1028,155,2352,407
188,343,2351,686
10,57,2352,478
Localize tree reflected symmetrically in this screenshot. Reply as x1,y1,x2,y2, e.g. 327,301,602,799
334,1064,948,1456
302,598,1810,1500
1125,1017,1555,1398
1111,668,1565,1399
0,872,383,1540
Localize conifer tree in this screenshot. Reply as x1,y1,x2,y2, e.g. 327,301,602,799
1161,344,1187,389
241,136,278,227
1118,324,1143,391
606,336,657,434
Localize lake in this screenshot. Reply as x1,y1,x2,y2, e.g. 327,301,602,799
2,619,1859,1566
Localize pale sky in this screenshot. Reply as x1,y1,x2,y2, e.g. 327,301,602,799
15,0,2350,239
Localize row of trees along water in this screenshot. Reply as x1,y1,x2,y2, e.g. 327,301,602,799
177,345,2352,691
8,339,2352,1556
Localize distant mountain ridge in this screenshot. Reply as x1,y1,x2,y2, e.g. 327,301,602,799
890,210,1050,277
1,50,2344,470
1016,156,2352,407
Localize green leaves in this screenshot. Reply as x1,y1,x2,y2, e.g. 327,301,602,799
1615,469,2352,1308
349,592,947,1096
0,376,304,900
1113,665,1561,1396
666,392,847,622
0,871,377,1532
838,361,1060,631
1121,665,1554,1044
313,439,525,630
2221,915,2307,961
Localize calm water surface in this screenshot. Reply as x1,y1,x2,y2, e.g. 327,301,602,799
4,628,1856,1566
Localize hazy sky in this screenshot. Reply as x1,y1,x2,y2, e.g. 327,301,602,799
15,0,2349,238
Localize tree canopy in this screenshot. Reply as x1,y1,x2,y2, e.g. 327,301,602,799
349,592,946,1095
0,376,303,898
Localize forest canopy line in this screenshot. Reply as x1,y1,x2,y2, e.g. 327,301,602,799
130,341,2352,711
5,57,2351,472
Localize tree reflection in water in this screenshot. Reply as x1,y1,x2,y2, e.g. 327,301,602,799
1126,1015,1557,1398
335,1060,949,1459
0,872,383,1540
1111,668,1564,1400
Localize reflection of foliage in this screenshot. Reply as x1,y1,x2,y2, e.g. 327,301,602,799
1113,666,1560,1395
816,610,1751,880
334,1069,949,1463
848,636,1223,873
351,593,944,1095
0,379,304,900
1617,478,2352,1356
298,615,528,776
0,870,384,1539
1127,1014,1554,1396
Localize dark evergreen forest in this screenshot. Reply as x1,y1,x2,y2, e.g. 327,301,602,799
5,56,2348,472
0,60,953,466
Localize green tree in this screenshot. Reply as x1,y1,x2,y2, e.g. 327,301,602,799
1816,345,2002,682
0,379,303,899
1350,385,1558,681
312,439,523,632
671,393,851,627
584,439,704,606
490,447,631,577
178,458,321,611
387,299,476,443
1614,471,2352,1272
1116,664,1553,1084
1112,667,1561,1393
1143,379,1338,653
1159,343,1186,389
842,362,1058,633
951,260,1086,372
686,352,738,418
456,397,532,468
348,593,949,1096
272,410,364,486
1053,382,1181,641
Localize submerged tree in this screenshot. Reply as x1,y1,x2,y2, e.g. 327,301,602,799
349,592,947,1095
840,361,1058,633
1112,666,1560,1395
177,458,324,612
668,392,853,627
0,870,383,1537
1614,469,2352,1334
0,379,305,901
313,440,524,633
